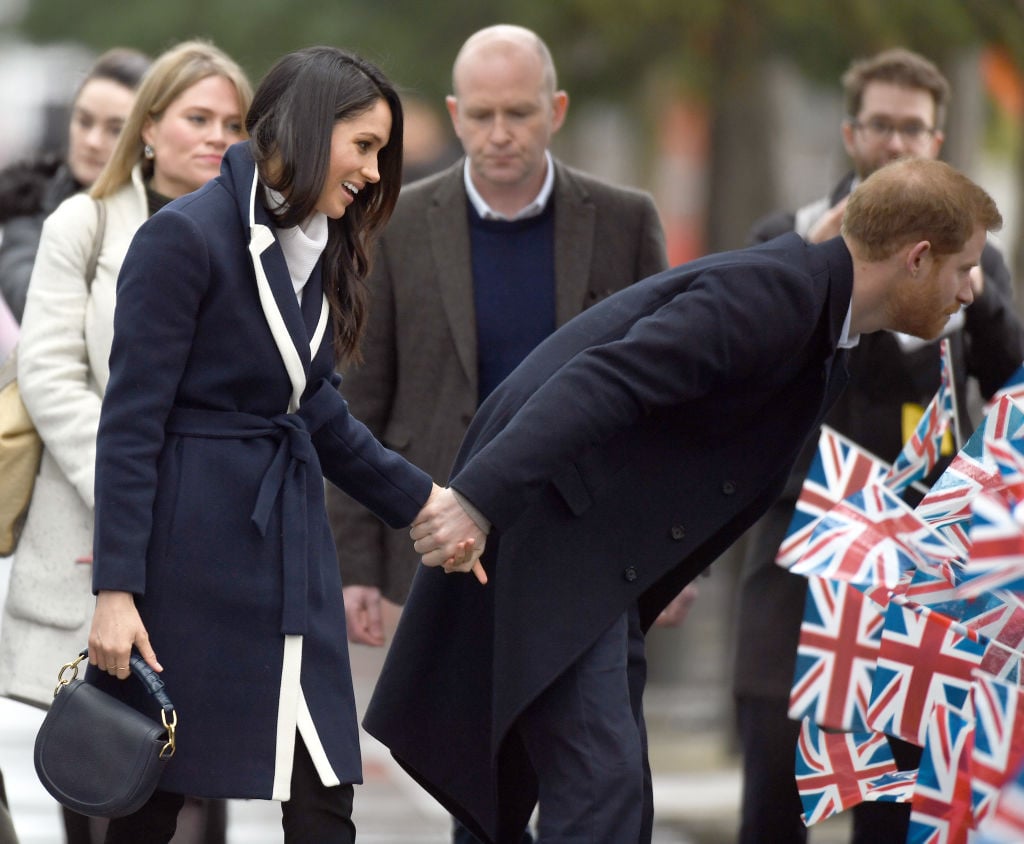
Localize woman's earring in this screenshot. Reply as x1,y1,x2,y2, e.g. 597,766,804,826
144,144,155,160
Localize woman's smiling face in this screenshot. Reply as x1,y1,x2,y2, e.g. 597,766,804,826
314,98,391,219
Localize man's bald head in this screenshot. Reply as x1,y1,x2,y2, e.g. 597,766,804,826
452,24,557,97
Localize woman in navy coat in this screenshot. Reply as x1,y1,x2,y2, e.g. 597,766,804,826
86,47,445,842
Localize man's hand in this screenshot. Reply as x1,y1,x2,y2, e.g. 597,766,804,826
344,584,386,646
654,582,699,628
88,590,161,677
410,485,486,575
805,197,848,244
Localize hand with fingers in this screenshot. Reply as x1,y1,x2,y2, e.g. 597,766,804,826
344,584,386,646
411,485,488,584
805,197,847,244
88,590,162,679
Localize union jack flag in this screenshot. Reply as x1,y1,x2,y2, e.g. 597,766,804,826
795,717,899,826
867,600,984,746
789,577,885,731
969,596,1024,686
884,338,957,495
909,702,975,844
971,672,1024,823
915,395,1024,557
986,431,1024,504
978,756,1024,842
776,426,891,570
862,769,917,804
790,483,942,590
897,567,992,622
983,362,1024,417
903,519,967,589
958,489,1024,599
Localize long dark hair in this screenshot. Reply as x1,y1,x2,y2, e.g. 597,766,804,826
75,47,152,100
246,46,404,364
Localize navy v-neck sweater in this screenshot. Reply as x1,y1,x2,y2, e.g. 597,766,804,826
468,200,556,402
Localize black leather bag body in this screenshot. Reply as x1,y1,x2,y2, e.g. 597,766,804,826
33,650,178,818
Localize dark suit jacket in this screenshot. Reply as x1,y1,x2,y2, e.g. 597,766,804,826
326,158,667,602
365,233,856,842
733,174,1024,701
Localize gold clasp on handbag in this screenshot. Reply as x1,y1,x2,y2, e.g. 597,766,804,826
53,652,87,698
160,708,178,760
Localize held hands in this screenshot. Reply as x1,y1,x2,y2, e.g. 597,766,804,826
88,590,162,678
411,484,487,583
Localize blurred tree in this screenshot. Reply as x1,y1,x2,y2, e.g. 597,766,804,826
559,0,1021,253
14,0,1024,269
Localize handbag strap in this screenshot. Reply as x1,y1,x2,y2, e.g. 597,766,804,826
84,199,107,292
64,649,174,715
128,652,174,714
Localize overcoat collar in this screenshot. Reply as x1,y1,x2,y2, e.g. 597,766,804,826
222,142,329,412
817,235,856,407
428,157,597,391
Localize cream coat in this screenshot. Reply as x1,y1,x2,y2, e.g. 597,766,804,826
0,167,147,706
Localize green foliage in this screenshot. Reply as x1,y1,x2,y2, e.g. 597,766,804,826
14,0,1022,106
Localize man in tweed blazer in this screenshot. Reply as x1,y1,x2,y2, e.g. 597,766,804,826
326,24,668,647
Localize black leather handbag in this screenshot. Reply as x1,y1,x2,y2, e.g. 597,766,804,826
33,649,178,818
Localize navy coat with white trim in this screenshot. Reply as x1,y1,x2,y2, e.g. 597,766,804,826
88,142,432,799
365,233,856,842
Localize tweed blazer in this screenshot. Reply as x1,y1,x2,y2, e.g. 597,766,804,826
326,158,667,602
0,168,147,706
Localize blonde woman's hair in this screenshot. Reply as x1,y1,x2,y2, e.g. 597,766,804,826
91,39,253,198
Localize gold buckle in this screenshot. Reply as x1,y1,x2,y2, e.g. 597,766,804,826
53,652,86,698
160,709,178,759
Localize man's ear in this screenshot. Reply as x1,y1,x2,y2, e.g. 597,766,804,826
906,240,932,278
550,90,569,134
445,95,460,137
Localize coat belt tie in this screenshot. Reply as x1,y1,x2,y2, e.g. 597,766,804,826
165,406,318,635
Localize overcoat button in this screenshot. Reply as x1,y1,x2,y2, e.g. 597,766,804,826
722,481,736,495
670,525,685,540
623,566,639,583
460,412,473,425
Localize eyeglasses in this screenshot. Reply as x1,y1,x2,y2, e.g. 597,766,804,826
849,117,937,142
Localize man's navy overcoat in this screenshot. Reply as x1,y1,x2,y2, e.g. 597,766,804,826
88,142,432,799
365,234,856,841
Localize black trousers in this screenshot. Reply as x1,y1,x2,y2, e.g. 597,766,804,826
104,737,355,844
735,694,918,844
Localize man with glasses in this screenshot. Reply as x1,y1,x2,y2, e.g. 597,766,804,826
733,48,1024,843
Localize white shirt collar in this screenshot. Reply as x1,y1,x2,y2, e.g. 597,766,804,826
838,300,860,349
265,187,328,301
463,151,555,221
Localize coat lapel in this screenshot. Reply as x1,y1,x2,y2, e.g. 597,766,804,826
430,164,477,392
552,162,596,327
228,144,329,412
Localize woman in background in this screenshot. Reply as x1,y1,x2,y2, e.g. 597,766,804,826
0,46,149,844
0,39,250,844
0,47,151,323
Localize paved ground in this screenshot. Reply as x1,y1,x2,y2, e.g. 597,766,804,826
0,555,855,843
